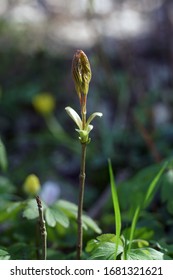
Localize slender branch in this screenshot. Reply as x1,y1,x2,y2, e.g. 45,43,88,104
36,196,47,260
77,143,87,259
35,221,41,260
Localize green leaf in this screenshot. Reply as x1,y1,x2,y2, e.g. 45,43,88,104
156,241,173,255
0,138,8,172
23,199,39,220
0,249,10,260
128,162,167,252
108,159,121,259
82,215,102,234
23,199,47,220
86,112,103,127
56,199,78,218
0,176,15,199
45,206,69,228
57,199,101,232
0,201,24,223
123,227,154,242
118,163,164,212
65,107,82,129
45,207,56,227
85,239,98,253
89,242,116,260
126,247,164,260
128,206,141,251
144,162,167,207
7,201,24,213
86,235,123,260
97,234,116,242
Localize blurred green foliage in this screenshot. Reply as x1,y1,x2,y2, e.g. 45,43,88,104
0,44,173,259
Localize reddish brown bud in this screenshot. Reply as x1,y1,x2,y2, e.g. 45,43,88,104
72,50,92,101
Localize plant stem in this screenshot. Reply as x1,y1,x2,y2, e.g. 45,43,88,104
36,196,47,260
35,221,41,260
77,143,87,259
81,94,87,129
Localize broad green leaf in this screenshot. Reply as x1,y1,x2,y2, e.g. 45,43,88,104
7,202,24,213
0,249,10,260
82,215,101,234
45,206,69,228
130,239,149,248
0,138,8,172
0,201,24,223
118,163,164,212
89,242,116,260
97,234,116,242
85,239,98,253
57,199,78,218
126,247,164,260
108,159,121,259
86,234,123,260
23,199,39,220
23,199,39,219
88,241,123,260
23,199,47,220
123,227,154,241
57,200,101,233
45,207,56,227
56,199,78,212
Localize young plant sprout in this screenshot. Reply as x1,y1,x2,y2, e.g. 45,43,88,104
65,50,103,259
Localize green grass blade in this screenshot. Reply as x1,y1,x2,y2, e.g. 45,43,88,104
128,206,141,252
144,162,167,207
108,159,121,259
128,162,167,253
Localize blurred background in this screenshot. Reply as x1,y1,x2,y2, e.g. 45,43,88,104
1,0,173,239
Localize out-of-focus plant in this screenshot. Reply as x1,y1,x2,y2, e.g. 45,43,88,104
32,92,79,153
0,171,101,259
65,50,102,259
0,138,8,172
23,174,47,260
32,93,55,116
86,160,168,260
23,174,41,196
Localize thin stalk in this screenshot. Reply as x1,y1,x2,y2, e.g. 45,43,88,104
36,196,47,260
81,94,87,129
35,221,41,259
77,143,87,259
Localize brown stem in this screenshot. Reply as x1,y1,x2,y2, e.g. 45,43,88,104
35,221,41,259
77,143,87,259
36,196,47,260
